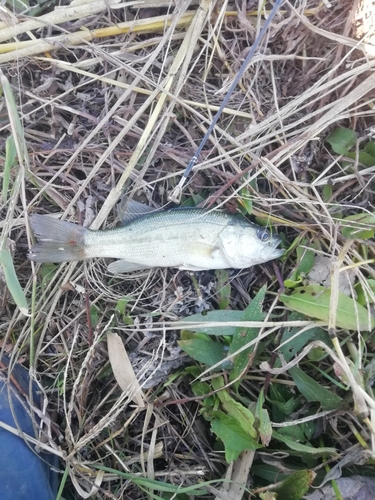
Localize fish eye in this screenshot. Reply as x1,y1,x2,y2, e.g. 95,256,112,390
256,228,270,242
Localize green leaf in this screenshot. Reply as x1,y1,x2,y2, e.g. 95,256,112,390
269,395,302,419
0,71,27,160
212,376,257,437
6,0,30,11
295,245,315,274
0,249,28,315
289,366,342,411
223,399,257,437
92,465,208,495
161,494,189,500
115,296,133,325
178,338,231,368
2,135,17,204
322,184,332,202
285,244,315,288
192,382,215,407
177,310,244,336
90,305,99,328
326,127,357,155
256,389,272,446
253,464,289,484
358,150,375,167
192,381,211,397
280,313,330,362
238,195,253,215
273,430,336,456
269,384,302,419
284,277,303,289
341,212,375,239
274,469,316,500
229,286,266,382
280,285,375,331
277,424,306,442
302,420,316,441
238,177,256,215
180,330,210,341
364,141,375,157
115,296,130,315
345,150,375,167
215,269,231,309
355,279,375,305
211,417,262,462
39,263,58,291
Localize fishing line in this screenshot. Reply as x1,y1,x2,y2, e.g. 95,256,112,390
169,0,285,203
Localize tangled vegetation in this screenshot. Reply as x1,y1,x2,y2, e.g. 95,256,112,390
1,0,375,499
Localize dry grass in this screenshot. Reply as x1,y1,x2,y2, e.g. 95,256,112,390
1,0,375,498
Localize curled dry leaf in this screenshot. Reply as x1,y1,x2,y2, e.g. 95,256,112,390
107,332,145,407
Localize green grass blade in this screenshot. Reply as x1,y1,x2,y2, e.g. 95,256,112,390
2,135,17,204
0,70,27,161
0,249,28,315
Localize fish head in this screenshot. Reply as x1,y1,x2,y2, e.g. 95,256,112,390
219,223,284,268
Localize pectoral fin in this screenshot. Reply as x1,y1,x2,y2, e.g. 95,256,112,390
107,260,152,274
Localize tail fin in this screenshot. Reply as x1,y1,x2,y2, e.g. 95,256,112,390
29,215,88,263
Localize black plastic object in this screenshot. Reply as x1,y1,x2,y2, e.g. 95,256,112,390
0,356,58,500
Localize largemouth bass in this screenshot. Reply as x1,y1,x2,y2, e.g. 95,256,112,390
29,201,283,274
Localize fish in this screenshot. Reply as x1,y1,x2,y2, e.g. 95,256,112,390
28,200,284,274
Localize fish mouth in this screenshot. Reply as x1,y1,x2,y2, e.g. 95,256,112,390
270,236,284,257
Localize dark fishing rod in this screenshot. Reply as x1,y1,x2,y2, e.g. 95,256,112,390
169,0,284,202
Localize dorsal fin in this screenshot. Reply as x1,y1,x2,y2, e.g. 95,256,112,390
117,196,161,225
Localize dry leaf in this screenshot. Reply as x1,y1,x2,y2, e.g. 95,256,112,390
308,256,355,297
107,332,145,407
